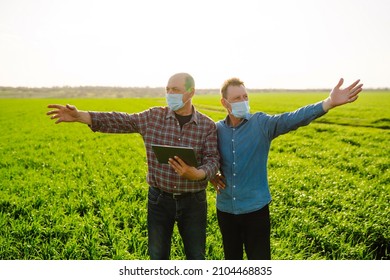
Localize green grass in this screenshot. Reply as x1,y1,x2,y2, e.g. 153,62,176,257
0,91,389,259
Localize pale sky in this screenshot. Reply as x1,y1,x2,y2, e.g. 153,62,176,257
0,0,389,89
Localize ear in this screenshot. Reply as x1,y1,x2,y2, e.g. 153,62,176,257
189,88,195,98
184,89,195,103
221,98,229,110
184,89,195,102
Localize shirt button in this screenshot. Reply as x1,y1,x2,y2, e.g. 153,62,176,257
232,139,234,142
233,162,236,165
178,138,181,141
233,197,236,200
233,185,236,188
233,173,236,176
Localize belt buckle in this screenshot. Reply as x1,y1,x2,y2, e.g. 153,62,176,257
172,193,182,199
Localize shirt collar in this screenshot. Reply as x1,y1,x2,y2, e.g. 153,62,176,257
166,106,199,124
223,114,251,128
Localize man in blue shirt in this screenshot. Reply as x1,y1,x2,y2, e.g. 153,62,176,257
211,77,363,259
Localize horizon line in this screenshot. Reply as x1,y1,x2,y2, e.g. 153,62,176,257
0,85,389,91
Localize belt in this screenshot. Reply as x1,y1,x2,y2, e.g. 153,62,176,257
152,187,200,200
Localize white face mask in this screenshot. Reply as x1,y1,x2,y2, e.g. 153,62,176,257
225,99,250,118
166,93,184,111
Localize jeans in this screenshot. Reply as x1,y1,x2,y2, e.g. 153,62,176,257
217,204,271,260
147,186,207,260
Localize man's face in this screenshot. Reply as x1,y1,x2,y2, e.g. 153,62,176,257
223,85,249,111
166,74,194,103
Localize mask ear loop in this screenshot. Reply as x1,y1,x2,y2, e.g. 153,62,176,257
182,94,190,106
224,98,234,115
182,87,195,106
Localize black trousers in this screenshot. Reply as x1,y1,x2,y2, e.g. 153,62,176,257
217,204,271,260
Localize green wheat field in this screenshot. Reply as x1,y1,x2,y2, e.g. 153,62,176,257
0,90,389,260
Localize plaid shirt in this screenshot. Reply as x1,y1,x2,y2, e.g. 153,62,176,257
89,106,219,193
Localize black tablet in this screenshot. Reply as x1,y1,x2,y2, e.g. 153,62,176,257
151,144,199,167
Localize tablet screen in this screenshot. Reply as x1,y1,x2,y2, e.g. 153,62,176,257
151,144,199,167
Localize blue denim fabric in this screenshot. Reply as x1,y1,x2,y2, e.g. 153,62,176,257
216,102,326,214
147,186,207,260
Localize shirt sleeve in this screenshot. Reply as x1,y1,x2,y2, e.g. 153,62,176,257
88,109,151,134
198,122,220,181
263,101,327,140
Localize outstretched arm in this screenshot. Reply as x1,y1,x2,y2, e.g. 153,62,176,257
322,78,363,112
47,104,92,125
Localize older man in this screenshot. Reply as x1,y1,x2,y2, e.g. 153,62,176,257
47,73,220,260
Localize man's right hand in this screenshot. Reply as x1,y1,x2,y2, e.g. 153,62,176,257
47,104,91,125
210,173,226,194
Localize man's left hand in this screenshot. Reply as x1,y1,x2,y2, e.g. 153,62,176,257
168,156,206,181
322,78,363,111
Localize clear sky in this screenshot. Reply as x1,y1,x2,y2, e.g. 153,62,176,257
0,0,389,89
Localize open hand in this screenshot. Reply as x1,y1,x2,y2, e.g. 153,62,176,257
323,78,363,111
47,104,80,124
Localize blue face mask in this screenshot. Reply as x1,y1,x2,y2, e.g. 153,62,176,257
166,93,184,111
226,99,250,118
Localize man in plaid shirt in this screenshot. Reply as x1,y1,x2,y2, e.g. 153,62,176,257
47,73,220,259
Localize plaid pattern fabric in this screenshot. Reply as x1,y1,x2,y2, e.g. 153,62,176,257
89,106,219,193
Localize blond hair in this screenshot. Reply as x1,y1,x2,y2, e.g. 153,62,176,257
220,77,245,99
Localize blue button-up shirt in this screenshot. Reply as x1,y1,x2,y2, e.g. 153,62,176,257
216,101,326,214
